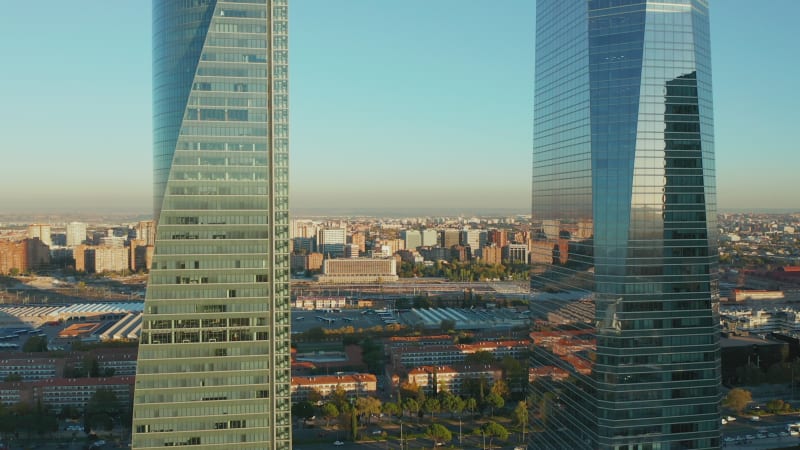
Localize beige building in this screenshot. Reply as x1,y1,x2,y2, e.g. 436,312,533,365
27,224,52,247
349,231,366,253
481,245,503,265
291,373,377,401
75,245,129,273
315,258,398,283
407,364,502,395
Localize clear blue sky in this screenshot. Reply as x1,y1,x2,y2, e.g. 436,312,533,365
0,1,796,214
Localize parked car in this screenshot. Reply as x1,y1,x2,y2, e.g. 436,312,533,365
333,441,344,446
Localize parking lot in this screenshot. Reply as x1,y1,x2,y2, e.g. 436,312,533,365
722,413,800,448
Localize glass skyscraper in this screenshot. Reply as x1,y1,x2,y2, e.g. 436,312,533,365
132,1,291,449
529,1,720,449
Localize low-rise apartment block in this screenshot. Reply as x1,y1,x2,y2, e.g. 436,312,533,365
406,364,502,395
291,373,377,401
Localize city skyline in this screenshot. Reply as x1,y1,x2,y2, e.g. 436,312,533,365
1,0,798,214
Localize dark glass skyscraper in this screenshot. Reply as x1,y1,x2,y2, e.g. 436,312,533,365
132,1,291,449
529,1,720,448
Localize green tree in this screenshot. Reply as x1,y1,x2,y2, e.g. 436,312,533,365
426,423,452,446
514,400,529,441
322,402,339,427
22,335,48,352
766,399,791,414
330,385,349,411
305,326,326,341
307,389,323,405
356,396,382,424
465,397,478,416
382,401,401,418
479,421,509,449
723,388,752,413
490,379,510,400
350,404,358,441
422,397,440,420
451,395,465,418
403,398,420,422
500,356,525,395
4,373,22,382
292,401,316,419
85,388,121,431
485,393,504,417
440,319,456,333
465,350,495,365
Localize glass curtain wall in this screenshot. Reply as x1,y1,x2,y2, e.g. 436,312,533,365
132,1,291,449
529,1,720,449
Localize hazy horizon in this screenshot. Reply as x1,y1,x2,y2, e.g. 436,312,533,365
1,1,798,213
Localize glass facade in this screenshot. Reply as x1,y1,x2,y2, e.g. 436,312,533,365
529,1,720,449
132,1,291,449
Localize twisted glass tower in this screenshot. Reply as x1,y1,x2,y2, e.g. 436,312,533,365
529,1,720,448
132,1,291,449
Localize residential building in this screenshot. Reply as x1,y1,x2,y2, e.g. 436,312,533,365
421,229,438,247
318,228,346,258
401,230,422,251
488,229,508,248
33,376,135,414
66,222,87,247
481,245,502,265
407,364,502,396
344,243,360,258
529,1,720,448
26,224,52,247
290,373,376,401
135,220,156,246
349,231,366,253
460,229,486,258
440,229,460,248
0,238,50,275
132,2,292,449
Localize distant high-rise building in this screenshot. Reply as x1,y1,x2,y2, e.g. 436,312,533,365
440,229,460,248
401,230,422,251
132,1,291,449
134,220,156,246
488,229,508,248
344,243,360,258
291,219,318,239
529,1,720,449
26,224,52,247
318,228,346,258
348,231,366,253
66,222,87,247
420,229,438,247
460,229,486,258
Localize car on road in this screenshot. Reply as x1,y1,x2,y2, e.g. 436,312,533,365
725,415,736,421
333,441,344,446
750,415,760,421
